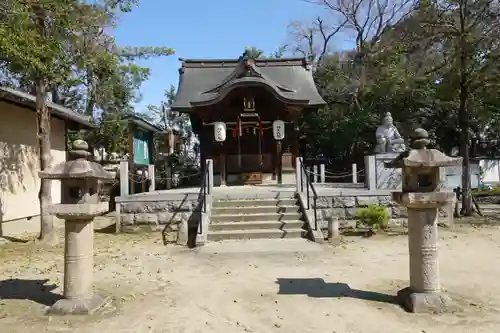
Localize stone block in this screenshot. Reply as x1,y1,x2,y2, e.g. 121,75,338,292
333,196,355,208
356,196,379,206
120,213,135,225
330,208,346,219
345,207,356,219
314,197,333,209
134,213,158,225
378,196,392,206
157,212,174,224
397,287,458,314
121,202,145,213
167,200,196,212
392,205,408,218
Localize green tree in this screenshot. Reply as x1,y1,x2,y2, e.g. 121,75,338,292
401,0,500,215
0,0,174,242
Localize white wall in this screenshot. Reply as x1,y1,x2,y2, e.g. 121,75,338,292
0,101,66,225
480,159,500,184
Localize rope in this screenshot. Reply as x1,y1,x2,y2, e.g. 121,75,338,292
303,168,364,179
128,171,201,183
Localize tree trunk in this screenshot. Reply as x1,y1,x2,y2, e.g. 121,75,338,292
458,0,473,216
458,85,473,216
36,78,57,244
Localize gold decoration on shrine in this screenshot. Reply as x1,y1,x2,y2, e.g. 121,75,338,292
243,96,255,111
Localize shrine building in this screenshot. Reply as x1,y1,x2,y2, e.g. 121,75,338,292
170,52,326,186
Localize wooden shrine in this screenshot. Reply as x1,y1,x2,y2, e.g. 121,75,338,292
170,52,326,185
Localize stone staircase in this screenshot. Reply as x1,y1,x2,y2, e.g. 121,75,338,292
208,194,308,241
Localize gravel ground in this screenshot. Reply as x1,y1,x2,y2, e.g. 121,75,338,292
0,220,499,333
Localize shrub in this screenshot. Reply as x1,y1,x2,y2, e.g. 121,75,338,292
355,204,389,233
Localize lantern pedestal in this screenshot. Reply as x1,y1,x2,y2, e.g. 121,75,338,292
385,128,462,314
39,140,114,316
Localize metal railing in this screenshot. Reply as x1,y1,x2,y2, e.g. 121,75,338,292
198,160,212,234
299,158,319,231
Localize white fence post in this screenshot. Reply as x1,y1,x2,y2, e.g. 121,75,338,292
148,164,155,192
352,163,358,184
295,157,302,192
320,164,325,183
313,165,318,183
206,159,214,194
120,160,129,197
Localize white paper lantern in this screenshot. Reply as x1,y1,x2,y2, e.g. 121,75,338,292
214,122,226,142
272,120,285,140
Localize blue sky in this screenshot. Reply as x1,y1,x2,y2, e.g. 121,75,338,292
113,0,349,111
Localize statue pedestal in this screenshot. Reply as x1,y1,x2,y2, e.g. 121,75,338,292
365,153,402,190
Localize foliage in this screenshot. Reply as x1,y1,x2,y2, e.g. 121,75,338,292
355,205,389,232
0,0,175,241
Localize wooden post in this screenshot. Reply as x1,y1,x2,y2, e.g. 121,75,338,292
320,164,325,183
313,165,318,183
352,163,358,183
220,153,227,186
166,166,172,189
148,164,155,192
277,141,282,184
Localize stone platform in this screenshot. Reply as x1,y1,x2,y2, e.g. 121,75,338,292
114,183,453,244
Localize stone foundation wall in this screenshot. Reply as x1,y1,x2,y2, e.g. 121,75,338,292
313,194,451,230
117,197,200,243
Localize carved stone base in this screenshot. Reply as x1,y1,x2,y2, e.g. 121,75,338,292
397,287,458,314
47,293,110,315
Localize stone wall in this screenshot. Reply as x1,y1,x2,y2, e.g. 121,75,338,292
313,194,451,230
117,195,201,243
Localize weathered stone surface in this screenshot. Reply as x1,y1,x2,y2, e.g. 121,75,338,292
166,200,196,211
397,287,458,314
314,197,332,208
392,205,408,218
333,196,355,208
157,212,174,224
121,200,197,214
345,207,356,219
134,213,158,225
378,196,392,206
330,208,346,219
356,196,379,206
120,213,135,225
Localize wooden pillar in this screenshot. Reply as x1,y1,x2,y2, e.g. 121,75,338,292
220,153,226,186
277,140,282,184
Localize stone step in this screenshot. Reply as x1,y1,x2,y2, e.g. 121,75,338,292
211,206,301,215
212,198,297,208
208,220,305,232
207,228,308,242
211,212,302,223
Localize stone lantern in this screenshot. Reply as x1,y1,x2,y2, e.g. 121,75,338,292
385,128,462,313
39,139,113,315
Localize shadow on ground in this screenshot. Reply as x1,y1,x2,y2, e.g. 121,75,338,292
95,224,116,234
0,278,62,306
276,278,397,304
0,236,30,243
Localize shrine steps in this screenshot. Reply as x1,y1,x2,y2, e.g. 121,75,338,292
207,196,308,242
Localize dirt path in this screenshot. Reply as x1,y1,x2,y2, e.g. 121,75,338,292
1,223,499,333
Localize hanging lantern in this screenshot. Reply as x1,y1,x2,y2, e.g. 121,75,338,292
214,122,226,142
273,120,285,140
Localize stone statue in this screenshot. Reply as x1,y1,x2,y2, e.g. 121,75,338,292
374,112,406,153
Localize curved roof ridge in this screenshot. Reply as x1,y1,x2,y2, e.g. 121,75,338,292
203,59,295,95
